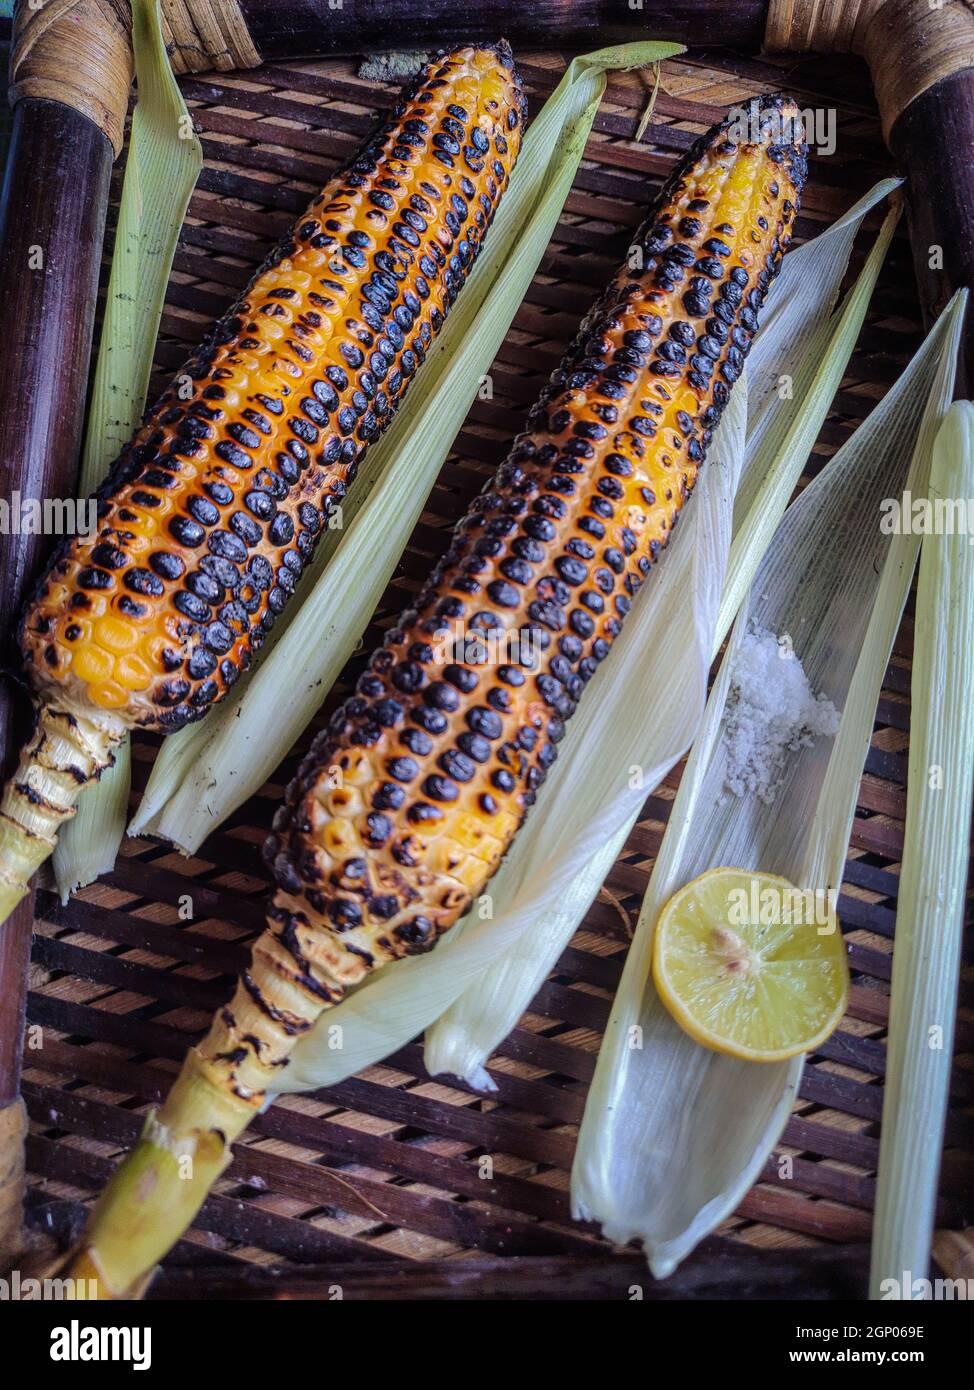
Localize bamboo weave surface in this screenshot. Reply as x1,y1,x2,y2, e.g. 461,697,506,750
22,46,974,1299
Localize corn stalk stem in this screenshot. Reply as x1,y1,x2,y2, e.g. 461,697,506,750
64,1050,255,1297
63,884,361,1295
0,706,124,926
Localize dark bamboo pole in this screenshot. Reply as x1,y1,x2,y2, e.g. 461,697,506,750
890,71,974,396
235,0,768,60
0,102,115,1246
0,0,132,1259
762,0,974,392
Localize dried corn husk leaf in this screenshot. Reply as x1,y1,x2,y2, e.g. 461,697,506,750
870,401,974,1298
571,291,965,1278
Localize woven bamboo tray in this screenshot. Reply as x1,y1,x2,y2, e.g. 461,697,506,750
21,45,973,1300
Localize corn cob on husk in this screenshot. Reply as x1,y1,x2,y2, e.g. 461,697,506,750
64,95,806,1296
209,93,807,1095
0,44,526,918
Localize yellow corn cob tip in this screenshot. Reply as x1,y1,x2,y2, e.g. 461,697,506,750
0,44,526,923
19,44,526,736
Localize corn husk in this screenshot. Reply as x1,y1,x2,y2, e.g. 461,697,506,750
870,400,974,1298
571,291,965,1277
128,40,686,851
425,183,902,1083
271,181,902,1096
52,0,202,899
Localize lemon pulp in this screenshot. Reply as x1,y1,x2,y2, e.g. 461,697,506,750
652,867,849,1062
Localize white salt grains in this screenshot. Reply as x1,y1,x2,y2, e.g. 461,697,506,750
722,625,840,803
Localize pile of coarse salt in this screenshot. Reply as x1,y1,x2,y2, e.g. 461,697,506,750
722,624,840,804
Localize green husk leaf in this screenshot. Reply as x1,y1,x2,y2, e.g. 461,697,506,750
571,291,965,1278
716,180,902,644
128,40,685,851
52,0,202,900
869,400,974,1298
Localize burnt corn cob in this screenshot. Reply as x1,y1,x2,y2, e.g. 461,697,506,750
193,95,807,1103
0,43,526,916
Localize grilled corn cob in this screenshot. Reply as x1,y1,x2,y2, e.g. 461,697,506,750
66,96,806,1297
0,43,526,920
206,93,807,1097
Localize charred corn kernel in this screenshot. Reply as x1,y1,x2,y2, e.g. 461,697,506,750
17,44,525,738
61,618,91,644
193,95,807,1108
325,786,364,817
0,43,524,923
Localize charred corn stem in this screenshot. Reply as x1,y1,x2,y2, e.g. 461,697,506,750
0,43,525,923
63,95,806,1295
0,708,124,919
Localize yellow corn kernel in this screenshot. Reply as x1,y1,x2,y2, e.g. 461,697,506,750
114,654,153,691
326,786,364,818
340,749,375,786
429,839,464,876
142,635,176,668
124,511,159,534
76,592,108,618
456,853,492,889
451,814,487,851
323,819,359,857
71,645,115,685
89,681,128,709
45,583,72,609
95,617,140,653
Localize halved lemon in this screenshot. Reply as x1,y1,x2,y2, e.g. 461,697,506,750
652,867,849,1062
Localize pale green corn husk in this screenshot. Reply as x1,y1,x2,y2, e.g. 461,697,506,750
273,182,901,1095
870,400,974,1299
127,40,686,852
571,291,965,1278
52,0,202,899
425,183,902,1084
